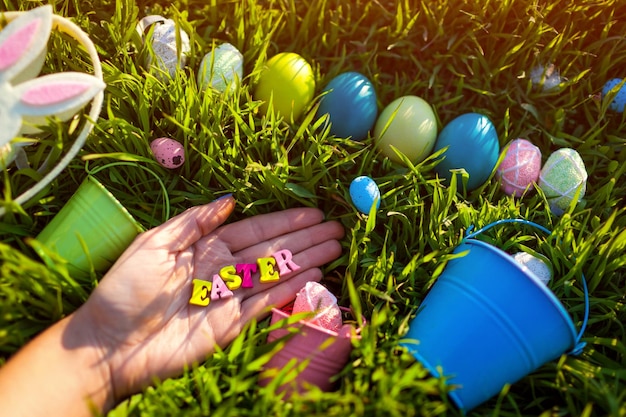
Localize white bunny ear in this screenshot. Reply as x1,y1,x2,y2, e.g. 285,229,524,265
0,5,52,84
13,72,105,125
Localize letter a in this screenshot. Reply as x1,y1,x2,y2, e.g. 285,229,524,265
210,274,234,301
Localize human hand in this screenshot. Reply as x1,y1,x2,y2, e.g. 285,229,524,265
73,195,345,404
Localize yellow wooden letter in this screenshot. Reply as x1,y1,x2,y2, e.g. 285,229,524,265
190,278,212,306
220,265,242,290
258,256,280,283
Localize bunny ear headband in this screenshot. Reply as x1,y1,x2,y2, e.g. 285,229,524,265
0,5,104,217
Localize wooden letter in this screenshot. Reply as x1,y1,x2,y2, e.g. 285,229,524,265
220,265,242,290
211,274,233,301
258,257,279,283
210,274,234,300
236,263,257,288
190,278,212,306
272,249,301,275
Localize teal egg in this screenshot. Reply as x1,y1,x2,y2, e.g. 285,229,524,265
433,113,500,190
316,72,377,141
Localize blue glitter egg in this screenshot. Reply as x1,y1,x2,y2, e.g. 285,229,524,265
316,72,378,141
349,176,381,214
601,78,626,113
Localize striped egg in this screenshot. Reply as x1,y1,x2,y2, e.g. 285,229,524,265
496,139,542,197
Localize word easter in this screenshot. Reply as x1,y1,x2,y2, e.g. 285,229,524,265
189,249,300,306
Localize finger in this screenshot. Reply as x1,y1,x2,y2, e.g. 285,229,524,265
138,196,236,251
232,220,344,262
239,267,324,323
212,207,326,253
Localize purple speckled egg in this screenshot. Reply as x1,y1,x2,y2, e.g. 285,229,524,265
150,137,185,169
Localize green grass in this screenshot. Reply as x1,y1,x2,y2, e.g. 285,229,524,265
2,0,626,415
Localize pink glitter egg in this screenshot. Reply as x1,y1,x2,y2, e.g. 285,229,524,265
150,137,185,169
496,138,541,197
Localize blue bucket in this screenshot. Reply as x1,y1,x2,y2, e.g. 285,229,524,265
402,219,589,412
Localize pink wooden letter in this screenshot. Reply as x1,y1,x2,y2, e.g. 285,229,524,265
236,263,257,288
210,274,234,300
272,249,301,275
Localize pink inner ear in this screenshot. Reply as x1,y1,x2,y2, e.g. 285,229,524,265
0,20,41,71
21,81,91,106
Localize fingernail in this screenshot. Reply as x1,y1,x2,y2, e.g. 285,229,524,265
213,193,233,202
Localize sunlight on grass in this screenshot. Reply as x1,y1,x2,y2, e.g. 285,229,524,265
1,0,626,416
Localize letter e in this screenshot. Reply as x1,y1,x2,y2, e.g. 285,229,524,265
258,257,280,283
190,279,212,306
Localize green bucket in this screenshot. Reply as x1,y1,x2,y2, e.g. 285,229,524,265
36,176,143,277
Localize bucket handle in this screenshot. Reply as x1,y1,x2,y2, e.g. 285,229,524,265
464,218,589,356
86,161,171,224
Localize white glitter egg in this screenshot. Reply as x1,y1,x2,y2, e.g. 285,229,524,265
538,148,587,216
197,43,244,93
512,252,552,285
349,176,381,215
530,64,561,92
139,16,190,80
150,137,185,169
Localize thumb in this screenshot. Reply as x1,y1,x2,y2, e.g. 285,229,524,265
141,195,236,251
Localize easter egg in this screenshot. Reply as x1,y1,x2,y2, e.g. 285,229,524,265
316,72,377,141
254,52,315,120
139,16,190,80
349,176,381,215
538,148,587,215
197,43,244,93
512,252,552,285
530,63,561,92
496,138,542,197
150,137,185,169
433,113,500,191
601,78,626,113
373,95,437,164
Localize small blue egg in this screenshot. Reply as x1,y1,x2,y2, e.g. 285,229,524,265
349,176,381,214
433,113,500,191
601,78,626,113
316,72,377,141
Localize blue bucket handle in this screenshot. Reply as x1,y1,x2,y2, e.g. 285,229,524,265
464,218,589,356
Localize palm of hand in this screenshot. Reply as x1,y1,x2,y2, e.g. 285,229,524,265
78,197,344,400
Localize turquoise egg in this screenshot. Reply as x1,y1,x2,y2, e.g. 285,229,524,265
601,78,626,113
433,113,500,191
316,72,377,141
349,176,381,214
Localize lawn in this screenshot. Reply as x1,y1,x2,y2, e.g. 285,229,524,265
1,0,625,416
